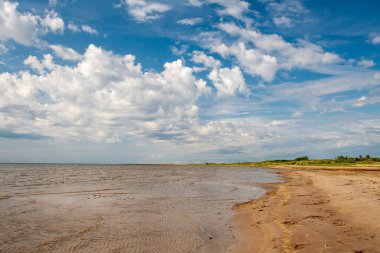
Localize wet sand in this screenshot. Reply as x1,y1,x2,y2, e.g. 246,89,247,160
0,164,279,253
232,166,380,253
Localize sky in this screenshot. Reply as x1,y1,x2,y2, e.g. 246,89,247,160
0,0,380,163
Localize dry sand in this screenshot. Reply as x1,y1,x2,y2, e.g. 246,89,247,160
232,166,380,253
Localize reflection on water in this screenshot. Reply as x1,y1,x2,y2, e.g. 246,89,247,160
0,164,280,253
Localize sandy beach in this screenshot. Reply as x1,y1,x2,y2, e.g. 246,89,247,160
2,164,380,253
232,166,380,253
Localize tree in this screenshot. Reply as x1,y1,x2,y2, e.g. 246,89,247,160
294,156,309,161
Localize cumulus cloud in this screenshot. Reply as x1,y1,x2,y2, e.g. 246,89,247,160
49,44,81,61
123,0,171,22
177,17,202,26
40,10,64,34
0,1,40,46
192,51,221,69
23,54,57,74
204,22,342,81
0,1,64,50
208,66,249,97
192,50,250,98
1,0,379,162
1,49,379,160
0,45,210,143
210,41,278,81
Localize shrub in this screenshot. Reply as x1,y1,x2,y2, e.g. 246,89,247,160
294,156,309,161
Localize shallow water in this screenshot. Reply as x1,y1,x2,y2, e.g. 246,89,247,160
0,164,280,253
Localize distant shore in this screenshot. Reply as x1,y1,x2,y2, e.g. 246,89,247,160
203,155,380,168
231,165,380,253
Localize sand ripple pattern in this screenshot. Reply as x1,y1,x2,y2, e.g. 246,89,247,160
0,164,279,253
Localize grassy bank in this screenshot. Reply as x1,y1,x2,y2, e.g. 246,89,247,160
205,155,380,167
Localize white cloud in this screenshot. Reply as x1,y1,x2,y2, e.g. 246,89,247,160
0,1,40,46
261,0,308,27
1,49,379,160
273,16,293,27
211,41,278,81
1,0,379,162
208,66,249,97
67,22,80,32
1,45,209,143
0,1,64,50
170,44,188,56
177,17,202,26
40,11,64,34
207,23,342,81
369,33,380,45
67,22,98,35
358,59,375,68
23,54,57,74
49,44,81,61
123,0,171,22
353,96,367,107
210,0,249,20
81,24,98,35
192,51,221,69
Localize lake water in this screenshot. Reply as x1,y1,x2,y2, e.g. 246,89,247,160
0,164,280,253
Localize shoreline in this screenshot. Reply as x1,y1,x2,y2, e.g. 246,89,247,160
231,166,380,253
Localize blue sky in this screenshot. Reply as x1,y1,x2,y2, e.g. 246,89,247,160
0,0,380,163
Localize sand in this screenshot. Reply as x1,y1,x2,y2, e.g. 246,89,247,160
0,164,279,253
232,166,380,253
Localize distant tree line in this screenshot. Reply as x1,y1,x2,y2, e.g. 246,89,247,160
203,155,380,166
294,156,309,161
264,155,380,163
334,155,380,163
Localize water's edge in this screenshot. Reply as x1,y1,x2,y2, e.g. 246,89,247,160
0,164,281,253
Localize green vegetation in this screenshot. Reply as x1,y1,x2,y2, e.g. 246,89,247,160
204,155,380,167
294,156,309,161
